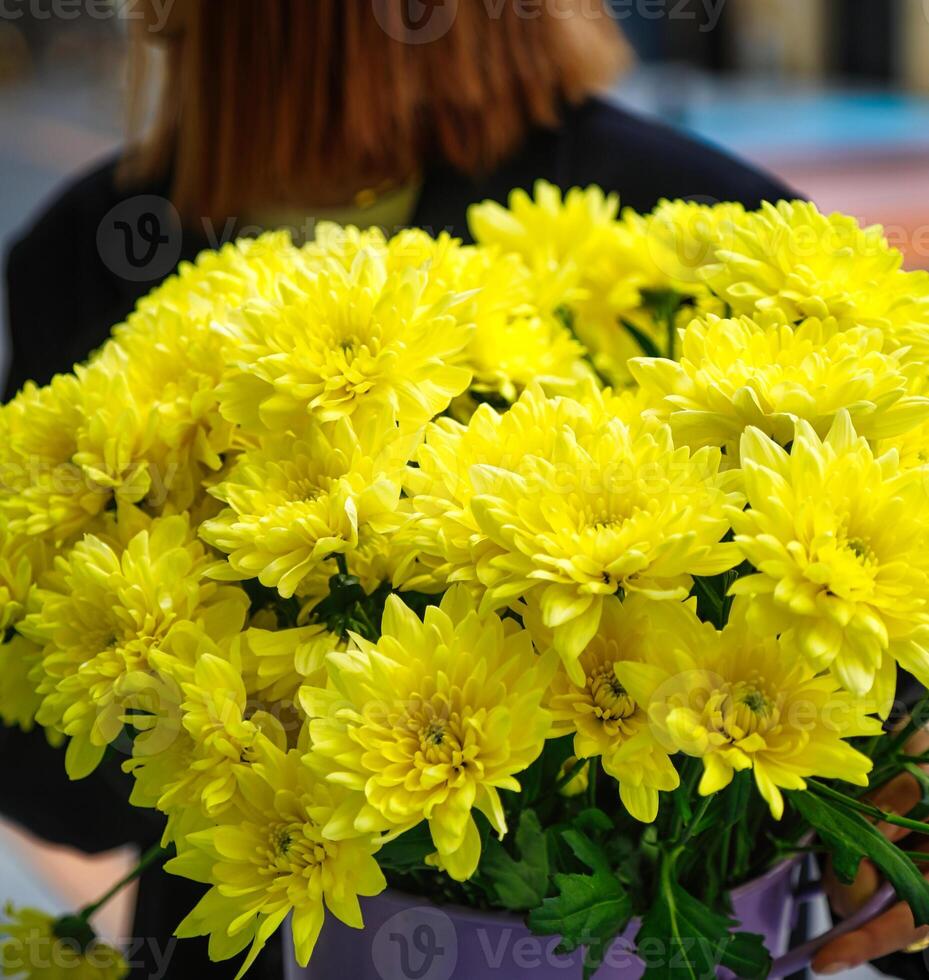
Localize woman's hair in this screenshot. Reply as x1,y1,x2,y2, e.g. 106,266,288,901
123,0,629,224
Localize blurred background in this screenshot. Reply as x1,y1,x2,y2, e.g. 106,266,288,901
2,1,929,973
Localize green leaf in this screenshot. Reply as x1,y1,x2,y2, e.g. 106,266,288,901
695,771,753,837
528,870,632,979
719,930,771,980
561,829,612,876
574,808,614,836
790,790,929,925
637,857,770,980
620,318,662,359
640,287,686,324
903,761,929,811
481,810,549,911
376,823,434,874
522,734,574,804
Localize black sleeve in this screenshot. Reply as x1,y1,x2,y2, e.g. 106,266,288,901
3,220,75,401
0,724,163,854
560,98,796,213
3,157,153,402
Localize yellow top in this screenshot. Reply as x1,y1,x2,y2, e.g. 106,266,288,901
246,181,422,243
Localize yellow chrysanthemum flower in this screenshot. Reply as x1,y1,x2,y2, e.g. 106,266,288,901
450,245,595,405
119,635,210,846
215,247,473,433
405,384,742,678
632,315,929,456
149,652,289,817
102,322,234,512
111,232,309,502
22,509,249,777
201,417,413,599
0,635,44,733
236,624,342,707
703,200,915,330
0,376,108,544
300,222,388,269
571,201,743,372
877,268,929,364
129,231,305,327
124,722,197,845
70,357,158,504
878,412,929,470
463,311,594,407
0,904,128,980
621,199,747,294
167,744,385,978
616,605,881,819
0,519,42,634
0,502,48,732
301,587,555,881
469,182,648,379
542,595,687,822
730,412,929,711
400,382,629,593
468,181,619,303
469,190,746,384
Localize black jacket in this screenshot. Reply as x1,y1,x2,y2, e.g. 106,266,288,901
2,97,794,978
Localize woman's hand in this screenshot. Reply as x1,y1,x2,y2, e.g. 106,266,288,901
813,731,929,975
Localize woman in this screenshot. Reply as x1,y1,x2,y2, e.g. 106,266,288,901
3,0,792,397
6,3,892,978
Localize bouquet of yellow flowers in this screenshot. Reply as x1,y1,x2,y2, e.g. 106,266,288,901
5,184,929,979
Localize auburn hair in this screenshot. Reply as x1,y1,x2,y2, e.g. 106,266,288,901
123,0,629,224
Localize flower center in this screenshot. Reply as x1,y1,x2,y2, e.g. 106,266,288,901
273,827,294,857
423,721,446,746
338,334,362,361
589,665,637,721
399,698,481,780
709,680,778,743
265,820,327,874
416,712,463,763
846,537,874,564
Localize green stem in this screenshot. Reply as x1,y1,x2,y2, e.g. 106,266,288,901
809,780,929,837
680,793,714,848
351,602,377,640
670,758,701,840
881,697,929,759
665,308,677,361
587,758,600,809
550,756,590,797
79,844,168,922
